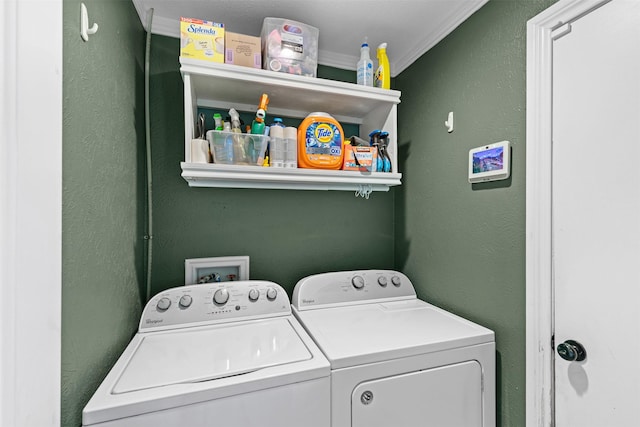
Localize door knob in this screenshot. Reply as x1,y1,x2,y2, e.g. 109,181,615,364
557,339,587,362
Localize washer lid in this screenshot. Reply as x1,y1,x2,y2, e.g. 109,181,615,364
294,299,494,369
113,318,311,394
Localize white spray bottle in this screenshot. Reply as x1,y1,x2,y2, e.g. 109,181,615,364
356,37,373,87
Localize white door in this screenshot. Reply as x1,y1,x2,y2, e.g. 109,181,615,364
552,0,640,425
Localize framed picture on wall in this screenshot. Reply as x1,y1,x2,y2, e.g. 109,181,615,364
184,256,250,285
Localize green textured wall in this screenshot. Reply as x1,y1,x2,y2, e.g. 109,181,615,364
148,34,394,297
61,0,146,425
60,1,560,424
395,1,554,425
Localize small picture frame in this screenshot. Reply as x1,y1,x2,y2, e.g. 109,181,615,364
184,256,250,285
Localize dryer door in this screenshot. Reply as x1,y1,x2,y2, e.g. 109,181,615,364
351,360,483,427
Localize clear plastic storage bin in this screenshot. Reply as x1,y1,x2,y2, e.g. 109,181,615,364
261,18,319,77
206,130,269,166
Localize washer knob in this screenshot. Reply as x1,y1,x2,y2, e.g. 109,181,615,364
352,275,365,289
266,287,278,301
157,297,171,311
213,288,229,306
391,276,402,287
248,288,260,302
377,276,388,287
179,295,192,308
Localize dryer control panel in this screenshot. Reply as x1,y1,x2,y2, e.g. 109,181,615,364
140,281,291,332
292,270,416,311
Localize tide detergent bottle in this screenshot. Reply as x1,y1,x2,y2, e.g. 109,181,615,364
298,112,345,169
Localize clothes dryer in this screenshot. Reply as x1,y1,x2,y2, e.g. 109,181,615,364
83,281,330,427
292,270,495,427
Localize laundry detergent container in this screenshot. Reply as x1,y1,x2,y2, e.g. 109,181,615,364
297,112,345,170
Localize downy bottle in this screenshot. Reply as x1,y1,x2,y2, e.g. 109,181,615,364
357,37,373,86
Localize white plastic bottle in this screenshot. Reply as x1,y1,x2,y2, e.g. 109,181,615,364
356,37,373,86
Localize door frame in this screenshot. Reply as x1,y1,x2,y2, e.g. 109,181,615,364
1,0,62,425
526,0,611,425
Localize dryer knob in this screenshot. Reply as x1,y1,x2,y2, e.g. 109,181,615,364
352,275,365,289
248,288,260,302
266,287,277,301
391,276,402,287
213,288,229,306
377,276,388,287
179,295,192,308
157,297,171,311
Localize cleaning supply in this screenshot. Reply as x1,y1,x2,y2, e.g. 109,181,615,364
298,112,345,169
267,118,285,167
379,131,392,172
284,126,298,168
250,94,270,163
213,113,223,130
270,117,285,128
191,113,209,163
269,124,285,167
369,130,383,171
375,43,390,89
228,108,242,133
369,129,392,172
228,108,243,161
343,145,377,172
356,37,373,87
251,93,270,135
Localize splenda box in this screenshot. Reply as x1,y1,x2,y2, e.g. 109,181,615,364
468,141,511,183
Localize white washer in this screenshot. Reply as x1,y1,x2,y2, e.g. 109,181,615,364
292,270,496,427
83,281,330,427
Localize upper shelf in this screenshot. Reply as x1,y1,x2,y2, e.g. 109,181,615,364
180,58,401,124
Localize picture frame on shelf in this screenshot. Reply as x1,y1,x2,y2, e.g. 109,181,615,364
184,256,250,285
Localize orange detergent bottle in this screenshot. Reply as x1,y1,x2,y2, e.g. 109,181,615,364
297,112,345,169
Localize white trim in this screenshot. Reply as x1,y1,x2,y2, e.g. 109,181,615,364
390,0,488,77
526,1,610,426
1,1,18,424
1,0,62,425
131,0,487,77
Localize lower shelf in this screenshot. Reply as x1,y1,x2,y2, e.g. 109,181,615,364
181,162,402,192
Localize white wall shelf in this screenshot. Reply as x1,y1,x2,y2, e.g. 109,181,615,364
180,58,402,192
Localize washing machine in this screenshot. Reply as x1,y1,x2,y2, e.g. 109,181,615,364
83,281,330,427
292,270,496,427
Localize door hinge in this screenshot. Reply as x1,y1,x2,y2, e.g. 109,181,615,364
552,23,572,40
551,334,555,350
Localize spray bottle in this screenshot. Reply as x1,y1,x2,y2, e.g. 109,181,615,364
251,93,270,135
213,113,223,131
375,43,390,89
228,108,242,133
357,37,373,87
251,94,270,164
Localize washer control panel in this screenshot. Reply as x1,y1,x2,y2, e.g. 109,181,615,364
140,281,290,332
292,270,416,311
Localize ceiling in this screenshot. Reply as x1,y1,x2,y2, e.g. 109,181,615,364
132,0,488,77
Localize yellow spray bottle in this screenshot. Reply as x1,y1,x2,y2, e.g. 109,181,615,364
375,43,390,89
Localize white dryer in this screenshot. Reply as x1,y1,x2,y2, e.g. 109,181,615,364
83,281,330,427
292,270,495,427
